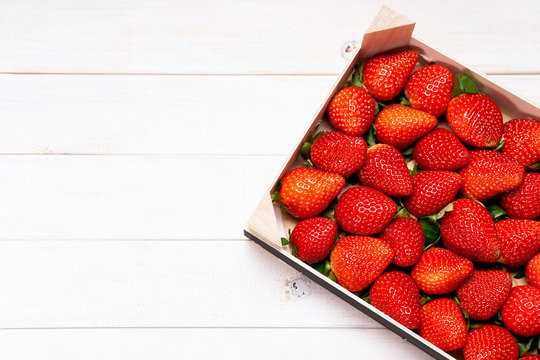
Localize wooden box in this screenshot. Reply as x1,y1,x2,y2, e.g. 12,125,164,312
244,6,540,360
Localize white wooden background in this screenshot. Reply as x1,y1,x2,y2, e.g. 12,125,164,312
0,1,538,359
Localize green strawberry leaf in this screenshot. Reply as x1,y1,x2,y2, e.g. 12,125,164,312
529,161,540,171
453,73,479,97
312,259,332,276
420,293,432,306
514,270,526,279
365,125,377,147
271,188,288,214
494,140,505,152
399,95,411,107
409,163,421,176
302,159,315,168
313,130,326,141
281,237,289,246
352,71,363,88
420,215,441,249
395,206,410,218
517,337,534,357
327,270,337,283
300,140,313,160
486,204,508,222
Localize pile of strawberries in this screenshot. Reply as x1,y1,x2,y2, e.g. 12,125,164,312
274,49,540,360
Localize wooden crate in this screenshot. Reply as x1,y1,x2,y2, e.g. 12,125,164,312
244,6,540,360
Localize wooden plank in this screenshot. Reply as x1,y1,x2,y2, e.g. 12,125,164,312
0,75,537,155
0,155,286,240
0,240,379,328
0,0,538,74
0,328,433,360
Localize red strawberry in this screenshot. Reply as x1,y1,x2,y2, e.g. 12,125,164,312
501,285,540,337
413,128,470,170
279,167,345,219
440,198,500,263
370,271,421,329
310,131,368,177
358,144,413,197
502,118,540,168
289,217,337,264
379,217,425,267
460,150,525,201
328,87,376,137
463,325,519,360
457,270,512,320
334,186,396,235
330,236,394,292
412,248,473,294
521,355,540,360
526,252,540,289
404,64,454,117
419,298,468,351
446,93,503,148
403,170,463,218
362,49,419,101
501,173,540,219
497,219,540,267
375,105,438,150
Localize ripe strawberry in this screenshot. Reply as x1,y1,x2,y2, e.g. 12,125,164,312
526,252,540,289
413,128,470,171
379,217,424,267
440,198,500,263
279,167,345,219
460,150,525,201
330,236,394,292
501,173,540,220
370,271,421,329
403,170,463,218
358,144,413,197
463,325,519,360
328,87,376,137
375,105,438,150
310,131,368,178
502,118,540,168
412,248,473,294
419,298,468,351
521,355,540,360
289,217,337,264
456,270,512,320
334,186,396,235
404,64,454,117
362,49,419,101
497,219,540,267
501,285,540,337
446,93,503,148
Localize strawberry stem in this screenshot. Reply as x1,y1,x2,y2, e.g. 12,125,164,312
494,140,505,151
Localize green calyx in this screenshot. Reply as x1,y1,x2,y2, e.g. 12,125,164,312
452,73,479,98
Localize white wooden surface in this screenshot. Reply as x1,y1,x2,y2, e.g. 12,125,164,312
0,1,538,359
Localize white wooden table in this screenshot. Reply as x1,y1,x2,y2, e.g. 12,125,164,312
0,1,538,359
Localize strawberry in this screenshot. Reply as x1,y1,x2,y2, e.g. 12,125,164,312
456,270,512,320
358,144,413,197
404,64,454,117
289,217,337,264
403,170,463,218
334,186,396,235
501,285,540,337
413,128,470,171
440,198,500,263
362,49,419,101
446,93,503,148
330,236,394,292
463,325,519,360
412,248,473,294
375,105,438,150
370,271,421,329
497,219,540,267
526,252,540,289
379,217,425,267
327,86,376,137
310,131,368,178
278,167,345,219
419,298,468,351
521,355,540,360
501,173,540,219
502,118,540,168
460,150,525,201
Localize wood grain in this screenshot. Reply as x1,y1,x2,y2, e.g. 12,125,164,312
0,328,432,359
0,75,537,155
0,0,538,74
